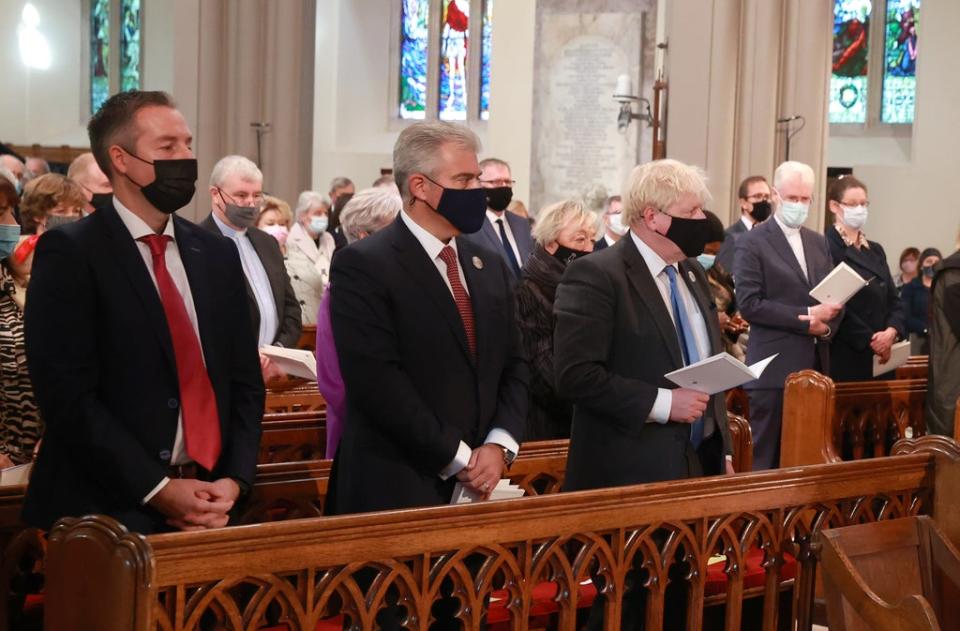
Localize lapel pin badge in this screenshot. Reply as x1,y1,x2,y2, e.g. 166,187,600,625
472,256,484,270
688,270,696,283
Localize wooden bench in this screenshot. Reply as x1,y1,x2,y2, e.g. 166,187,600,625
263,389,325,414
896,354,928,380
43,436,960,631
259,410,327,463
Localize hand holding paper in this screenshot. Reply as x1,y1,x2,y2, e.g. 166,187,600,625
259,346,317,380
872,340,911,377
665,352,779,395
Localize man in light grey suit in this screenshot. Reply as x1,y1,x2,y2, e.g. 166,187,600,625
733,161,842,470
463,158,534,281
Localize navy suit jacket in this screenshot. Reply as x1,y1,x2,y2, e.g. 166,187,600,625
327,216,528,514
23,204,264,533
464,211,534,279
733,218,840,390
716,218,749,272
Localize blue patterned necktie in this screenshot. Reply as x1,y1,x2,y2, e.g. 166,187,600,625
664,265,704,447
496,218,522,277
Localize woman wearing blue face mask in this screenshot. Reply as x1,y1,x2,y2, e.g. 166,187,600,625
901,246,943,354
286,191,337,322
825,176,905,380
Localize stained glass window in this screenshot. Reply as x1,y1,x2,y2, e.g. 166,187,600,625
479,0,493,120
830,0,871,124
439,0,469,121
400,0,429,120
90,0,110,114
881,0,919,124
120,0,141,93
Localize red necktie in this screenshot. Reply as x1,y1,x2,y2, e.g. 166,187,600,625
438,245,476,358
138,234,221,471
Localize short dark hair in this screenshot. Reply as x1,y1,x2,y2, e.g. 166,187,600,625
827,174,868,204
737,175,768,200
899,246,920,265
88,90,176,181
703,210,725,243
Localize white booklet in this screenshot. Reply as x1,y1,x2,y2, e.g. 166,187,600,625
451,479,525,504
259,346,317,381
873,340,912,377
0,462,32,486
809,262,868,305
665,352,779,395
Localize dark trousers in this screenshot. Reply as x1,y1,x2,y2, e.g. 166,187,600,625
746,388,783,470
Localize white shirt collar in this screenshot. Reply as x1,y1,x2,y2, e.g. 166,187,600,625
400,209,457,261
740,214,754,230
211,210,246,238
773,212,801,237
113,197,176,241
604,233,617,247
629,229,671,277
486,209,507,225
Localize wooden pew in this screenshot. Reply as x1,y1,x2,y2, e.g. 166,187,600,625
259,410,327,463
42,436,960,631
896,354,928,380
263,388,325,413
296,324,317,352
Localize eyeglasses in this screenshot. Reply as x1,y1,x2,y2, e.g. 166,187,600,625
479,179,516,187
746,193,771,202
220,189,264,206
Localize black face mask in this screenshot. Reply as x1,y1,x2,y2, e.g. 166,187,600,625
123,150,198,214
922,265,936,278
418,175,488,234
90,192,113,212
750,199,772,222
552,244,589,265
663,213,712,258
485,186,513,212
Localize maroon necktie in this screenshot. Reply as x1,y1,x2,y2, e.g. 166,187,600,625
438,245,476,358
138,234,221,471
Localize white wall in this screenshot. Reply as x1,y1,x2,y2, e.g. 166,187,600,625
827,0,960,263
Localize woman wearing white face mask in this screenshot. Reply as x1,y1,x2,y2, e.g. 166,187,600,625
825,175,906,381
285,191,336,324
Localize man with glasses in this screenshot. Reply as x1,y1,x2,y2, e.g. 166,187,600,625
201,155,301,378
593,195,625,251
716,175,772,272
463,157,534,280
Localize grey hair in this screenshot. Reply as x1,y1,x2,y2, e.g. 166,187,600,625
340,187,403,243
0,166,15,188
772,161,815,191
532,199,601,246
209,155,262,188
393,121,481,198
294,191,331,220
329,176,354,192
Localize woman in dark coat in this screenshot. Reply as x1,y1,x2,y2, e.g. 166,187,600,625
825,176,905,381
901,247,943,354
515,199,598,440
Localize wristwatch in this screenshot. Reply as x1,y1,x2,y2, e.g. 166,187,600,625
497,444,518,469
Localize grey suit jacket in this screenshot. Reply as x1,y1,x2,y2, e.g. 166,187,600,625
715,218,749,272
464,211,534,279
733,217,840,390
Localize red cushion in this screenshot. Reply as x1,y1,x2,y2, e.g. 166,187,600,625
704,548,797,597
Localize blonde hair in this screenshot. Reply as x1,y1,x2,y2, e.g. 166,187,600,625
259,195,293,228
621,159,711,226
532,199,600,246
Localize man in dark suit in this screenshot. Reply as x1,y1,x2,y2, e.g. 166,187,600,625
23,91,264,534
328,121,527,516
462,157,534,281
734,161,843,470
200,155,301,376
715,175,772,272
593,194,625,251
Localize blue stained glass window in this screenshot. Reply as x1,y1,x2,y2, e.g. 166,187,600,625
830,0,871,124
439,0,469,121
90,0,111,114
479,0,492,120
120,0,141,93
881,0,919,124
400,0,429,120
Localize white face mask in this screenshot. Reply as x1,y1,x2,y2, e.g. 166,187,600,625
839,204,868,230
608,213,628,236
779,200,809,228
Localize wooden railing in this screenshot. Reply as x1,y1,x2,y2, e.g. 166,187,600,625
43,436,960,631
895,355,928,380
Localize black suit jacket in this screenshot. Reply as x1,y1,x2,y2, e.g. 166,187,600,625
593,236,609,251
200,215,302,347
733,218,840,389
553,236,732,492
22,205,264,533
462,211,535,279
716,218,749,272
327,216,528,514
825,228,905,381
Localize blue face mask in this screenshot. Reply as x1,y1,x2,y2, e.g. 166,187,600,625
309,215,329,235
0,224,22,260
697,253,716,270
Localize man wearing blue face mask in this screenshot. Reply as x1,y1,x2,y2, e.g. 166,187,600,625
200,155,301,380
733,161,843,470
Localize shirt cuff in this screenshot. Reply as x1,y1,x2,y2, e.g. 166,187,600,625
648,388,672,424
439,441,472,480
142,476,171,504
484,428,519,455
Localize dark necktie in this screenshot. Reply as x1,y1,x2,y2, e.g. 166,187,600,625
138,234,221,470
495,218,522,277
664,265,704,448
438,245,477,358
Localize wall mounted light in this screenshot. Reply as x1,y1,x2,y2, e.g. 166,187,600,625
613,74,651,133
19,3,52,70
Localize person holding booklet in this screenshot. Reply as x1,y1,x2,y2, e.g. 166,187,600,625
824,176,905,381
733,161,843,470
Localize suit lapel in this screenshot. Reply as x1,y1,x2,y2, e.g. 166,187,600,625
247,229,284,323
174,219,219,370
766,221,811,287
845,239,886,282
506,211,531,264
621,238,684,368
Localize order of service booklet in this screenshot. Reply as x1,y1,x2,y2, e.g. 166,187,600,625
665,352,779,395
872,340,912,377
809,262,869,305
260,346,318,381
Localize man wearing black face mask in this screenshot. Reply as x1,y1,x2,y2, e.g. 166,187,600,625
327,176,355,252
22,91,264,535
715,175,772,273
462,157,534,281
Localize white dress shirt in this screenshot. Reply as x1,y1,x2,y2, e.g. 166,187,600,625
773,213,808,280
399,210,519,478
603,233,617,247
114,199,202,502
212,213,279,347
486,209,523,267
740,215,755,231
629,230,712,424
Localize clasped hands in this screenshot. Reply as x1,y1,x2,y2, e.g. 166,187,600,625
455,444,506,500
870,327,898,363
149,477,240,531
799,302,842,336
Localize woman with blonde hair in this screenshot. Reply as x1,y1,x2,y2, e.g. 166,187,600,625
515,199,598,440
